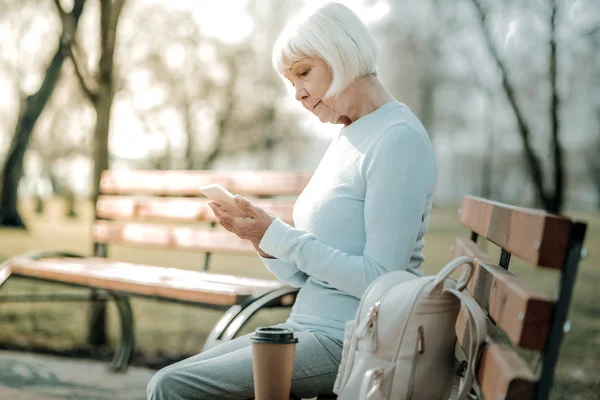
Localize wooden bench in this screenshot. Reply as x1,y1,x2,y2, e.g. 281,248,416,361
0,170,311,372
453,195,588,400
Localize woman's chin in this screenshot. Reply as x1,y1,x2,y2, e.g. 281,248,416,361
316,114,334,123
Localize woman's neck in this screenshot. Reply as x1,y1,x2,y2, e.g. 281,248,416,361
332,75,395,125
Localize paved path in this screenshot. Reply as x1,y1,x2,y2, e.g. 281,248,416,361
0,351,154,400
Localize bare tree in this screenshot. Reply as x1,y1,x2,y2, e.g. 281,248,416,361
125,12,215,170
588,110,600,209
53,0,126,203
29,96,93,217
470,0,565,213
370,1,442,135
581,23,600,209
53,0,126,348
0,0,86,228
126,3,307,172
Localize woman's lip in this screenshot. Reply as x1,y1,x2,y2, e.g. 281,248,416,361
312,100,321,109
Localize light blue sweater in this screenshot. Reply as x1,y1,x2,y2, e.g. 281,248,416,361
259,101,437,343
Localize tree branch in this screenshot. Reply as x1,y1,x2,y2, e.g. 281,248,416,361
200,57,239,169
549,0,564,213
470,0,551,209
99,0,126,80
109,0,126,47
69,42,98,100
51,0,67,23
589,117,600,209
52,0,98,101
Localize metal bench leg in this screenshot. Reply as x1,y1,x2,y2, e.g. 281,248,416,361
220,287,298,343
203,287,298,351
536,222,587,400
0,252,136,372
109,292,135,372
203,304,244,351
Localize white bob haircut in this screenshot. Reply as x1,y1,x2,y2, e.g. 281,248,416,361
272,2,378,99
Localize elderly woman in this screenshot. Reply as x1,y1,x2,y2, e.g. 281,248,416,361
147,2,436,399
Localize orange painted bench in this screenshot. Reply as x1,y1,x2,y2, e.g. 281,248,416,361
452,195,587,400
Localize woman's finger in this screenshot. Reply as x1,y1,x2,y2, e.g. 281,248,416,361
208,202,222,218
209,202,229,226
234,196,257,217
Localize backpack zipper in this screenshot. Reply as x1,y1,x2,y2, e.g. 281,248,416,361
391,278,435,363
366,368,385,399
341,276,432,392
340,285,397,390
359,300,381,352
406,326,425,400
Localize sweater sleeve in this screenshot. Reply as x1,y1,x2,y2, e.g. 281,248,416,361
258,124,435,299
258,254,309,288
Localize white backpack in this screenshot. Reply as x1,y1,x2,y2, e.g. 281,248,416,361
333,256,487,400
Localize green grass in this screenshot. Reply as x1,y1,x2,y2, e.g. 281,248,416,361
0,199,598,399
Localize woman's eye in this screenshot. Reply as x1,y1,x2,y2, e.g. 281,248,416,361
299,69,310,77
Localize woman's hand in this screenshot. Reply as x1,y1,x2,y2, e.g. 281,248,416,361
208,196,276,258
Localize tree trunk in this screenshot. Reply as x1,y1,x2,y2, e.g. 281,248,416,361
418,74,437,138
548,0,564,214
0,108,40,227
91,86,113,202
0,0,86,228
86,77,114,347
481,94,494,200
470,0,565,213
593,112,600,210
86,0,125,347
183,101,195,170
595,174,600,211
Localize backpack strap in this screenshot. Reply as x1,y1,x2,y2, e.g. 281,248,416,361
356,256,484,400
444,288,487,400
430,256,476,295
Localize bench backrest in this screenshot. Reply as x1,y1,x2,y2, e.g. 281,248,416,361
454,195,587,400
93,170,311,266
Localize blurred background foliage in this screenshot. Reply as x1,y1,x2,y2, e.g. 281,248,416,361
0,0,598,227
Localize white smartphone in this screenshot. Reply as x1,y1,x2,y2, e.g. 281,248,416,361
200,184,247,217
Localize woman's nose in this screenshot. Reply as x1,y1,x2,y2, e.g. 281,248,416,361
295,86,309,102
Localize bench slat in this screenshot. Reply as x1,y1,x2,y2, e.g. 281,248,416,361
47,257,283,288
93,221,256,254
96,196,296,225
9,257,283,305
478,343,536,400
99,170,311,197
455,303,537,400
459,195,572,269
454,237,554,350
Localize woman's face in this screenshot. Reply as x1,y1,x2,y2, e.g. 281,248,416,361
282,57,344,124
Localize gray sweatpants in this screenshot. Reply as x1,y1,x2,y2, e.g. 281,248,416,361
146,324,343,400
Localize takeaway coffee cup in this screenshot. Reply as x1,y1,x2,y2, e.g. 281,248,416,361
250,327,298,400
